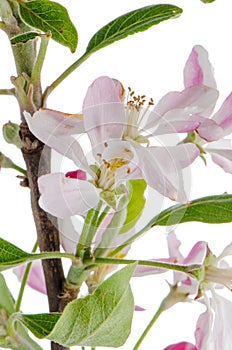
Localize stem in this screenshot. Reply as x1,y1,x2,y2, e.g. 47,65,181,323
30,251,76,262
132,305,163,350
42,52,90,105
94,257,200,274
15,241,38,312
76,201,102,259
12,163,27,176
31,33,51,87
0,88,15,96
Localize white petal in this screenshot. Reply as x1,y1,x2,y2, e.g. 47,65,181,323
24,110,90,172
153,85,218,119
58,217,82,254
83,102,125,155
133,143,187,202
38,173,99,219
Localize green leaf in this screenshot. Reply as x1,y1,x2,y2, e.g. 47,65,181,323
18,0,78,52
14,313,61,339
11,32,40,45
0,273,15,315
0,238,32,271
86,5,182,54
153,194,232,226
120,180,146,234
16,264,136,347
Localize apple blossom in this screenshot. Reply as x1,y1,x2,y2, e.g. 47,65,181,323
139,232,232,349
183,45,232,173
24,73,203,219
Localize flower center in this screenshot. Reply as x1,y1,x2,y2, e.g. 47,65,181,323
96,147,133,191
123,87,154,142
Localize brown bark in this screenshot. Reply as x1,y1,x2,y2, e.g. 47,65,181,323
20,122,72,350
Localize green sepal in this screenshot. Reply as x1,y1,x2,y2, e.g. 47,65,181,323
120,179,146,234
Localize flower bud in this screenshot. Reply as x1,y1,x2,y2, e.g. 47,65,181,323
0,152,15,169
2,121,22,148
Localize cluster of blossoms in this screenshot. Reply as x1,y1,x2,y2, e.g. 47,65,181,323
19,45,232,349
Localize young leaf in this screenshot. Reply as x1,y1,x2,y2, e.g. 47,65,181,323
120,180,146,234
11,32,40,45
86,5,182,54
16,264,136,347
153,194,232,226
18,0,78,52
0,238,32,271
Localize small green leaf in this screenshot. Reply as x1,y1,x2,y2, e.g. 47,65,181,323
0,238,32,271
18,0,78,52
16,264,136,347
86,5,182,54
153,194,232,226
120,180,146,234
0,273,15,315
11,32,40,45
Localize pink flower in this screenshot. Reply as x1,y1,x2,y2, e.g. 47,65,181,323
24,74,202,219
183,45,232,173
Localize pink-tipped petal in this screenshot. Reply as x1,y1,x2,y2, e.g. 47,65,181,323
154,85,218,118
24,110,90,173
184,45,216,89
184,241,208,265
24,109,84,139
83,76,123,108
134,143,199,203
146,109,200,136
83,77,125,151
197,117,223,141
38,173,99,219
14,261,47,295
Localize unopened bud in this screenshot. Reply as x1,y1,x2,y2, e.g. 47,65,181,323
2,121,22,148
0,152,14,169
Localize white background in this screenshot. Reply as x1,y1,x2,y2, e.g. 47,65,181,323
0,0,232,349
